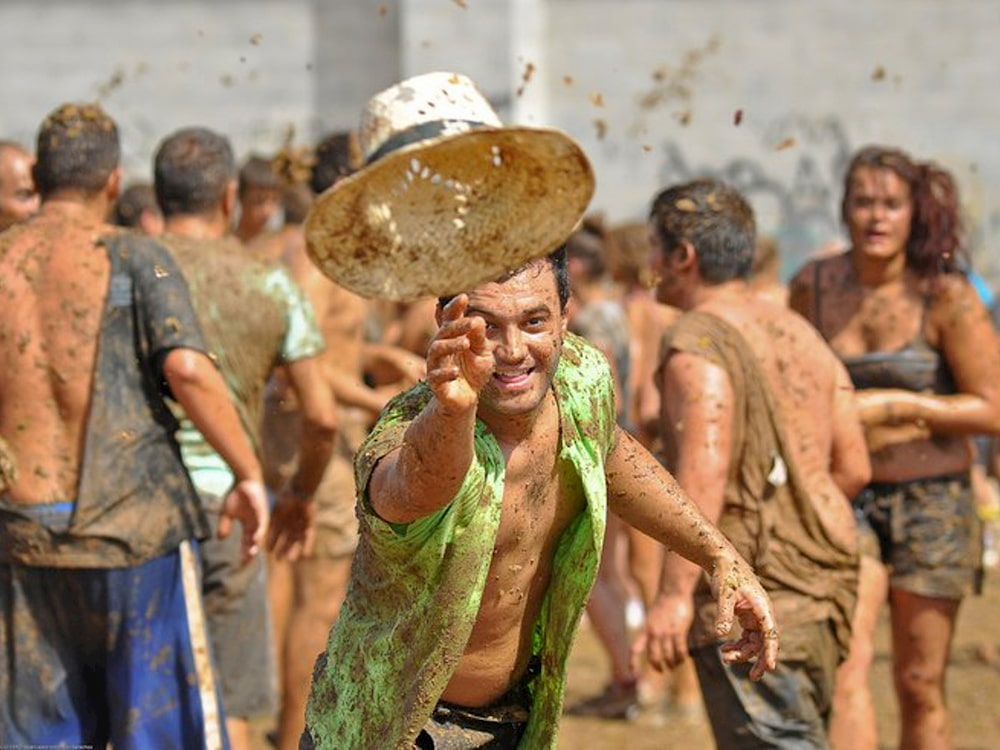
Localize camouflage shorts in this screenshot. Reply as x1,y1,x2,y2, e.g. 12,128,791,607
855,472,981,599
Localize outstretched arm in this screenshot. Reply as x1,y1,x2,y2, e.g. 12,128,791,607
612,350,778,681
368,295,495,524
163,347,268,562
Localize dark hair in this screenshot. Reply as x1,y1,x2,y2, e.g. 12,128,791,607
565,216,609,282
32,103,120,199
841,145,964,277
281,183,314,225
113,182,160,227
154,127,235,218
238,154,281,196
438,246,571,311
310,131,361,195
648,178,756,283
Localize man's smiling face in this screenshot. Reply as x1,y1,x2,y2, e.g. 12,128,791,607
463,259,567,420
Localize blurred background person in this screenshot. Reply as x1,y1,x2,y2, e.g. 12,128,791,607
0,140,39,231
790,145,1000,750
111,181,163,236
235,153,283,244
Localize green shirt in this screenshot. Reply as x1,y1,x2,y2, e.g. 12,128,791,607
305,333,617,749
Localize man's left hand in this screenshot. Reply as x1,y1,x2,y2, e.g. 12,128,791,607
711,557,780,681
218,478,270,564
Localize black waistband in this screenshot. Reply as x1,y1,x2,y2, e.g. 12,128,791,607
865,470,969,494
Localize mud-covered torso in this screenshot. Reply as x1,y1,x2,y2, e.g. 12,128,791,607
800,254,968,480
0,226,211,567
0,215,109,502
659,308,858,657
442,392,586,706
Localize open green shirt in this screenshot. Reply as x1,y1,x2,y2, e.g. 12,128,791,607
305,333,617,749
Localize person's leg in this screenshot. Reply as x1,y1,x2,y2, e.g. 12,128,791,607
0,563,105,747
885,473,978,750
106,541,230,750
567,514,639,719
586,513,634,685
276,553,353,750
276,441,358,750
200,500,278,750
830,556,888,750
624,523,700,713
890,591,960,750
691,626,832,750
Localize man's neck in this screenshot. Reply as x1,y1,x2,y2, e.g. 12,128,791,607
478,390,557,450
164,213,228,240
41,193,109,226
689,278,752,311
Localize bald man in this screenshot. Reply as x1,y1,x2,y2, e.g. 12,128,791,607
0,141,39,231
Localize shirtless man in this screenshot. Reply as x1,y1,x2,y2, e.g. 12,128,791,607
301,246,780,749
0,103,267,749
0,141,39,231
259,130,423,750
645,178,870,748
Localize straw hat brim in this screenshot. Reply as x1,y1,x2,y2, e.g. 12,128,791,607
304,126,594,301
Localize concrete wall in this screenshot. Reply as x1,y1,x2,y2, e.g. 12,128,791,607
1,0,998,279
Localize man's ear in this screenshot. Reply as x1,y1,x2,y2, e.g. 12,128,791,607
674,241,698,272
222,179,238,220
105,166,123,203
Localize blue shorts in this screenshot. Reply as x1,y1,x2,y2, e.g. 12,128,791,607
0,536,230,750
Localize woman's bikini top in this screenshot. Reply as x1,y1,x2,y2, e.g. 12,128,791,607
813,264,956,394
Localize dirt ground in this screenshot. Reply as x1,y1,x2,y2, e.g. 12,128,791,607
250,568,1000,749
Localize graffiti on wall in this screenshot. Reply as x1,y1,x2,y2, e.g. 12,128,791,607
653,114,854,276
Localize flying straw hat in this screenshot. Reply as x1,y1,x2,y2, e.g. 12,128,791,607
304,71,595,301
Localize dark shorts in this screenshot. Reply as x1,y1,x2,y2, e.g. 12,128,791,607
855,472,981,599
692,619,838,750
0,539,229,750
413,656,537,749
199,497,278,718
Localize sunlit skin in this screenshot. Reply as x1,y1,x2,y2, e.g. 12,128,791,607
790,157,1000,750
0,146,40,231
368,260,779,709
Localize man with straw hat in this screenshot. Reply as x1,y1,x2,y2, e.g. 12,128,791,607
300,72,779,749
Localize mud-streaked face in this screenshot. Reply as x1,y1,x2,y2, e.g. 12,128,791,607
464,261,567,420
845,166,913,262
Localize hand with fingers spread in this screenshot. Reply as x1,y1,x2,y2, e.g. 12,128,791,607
218,478,270,564
426,295,496,415
710,556,780,681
